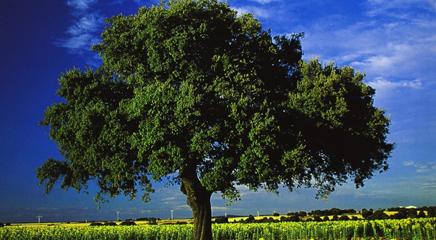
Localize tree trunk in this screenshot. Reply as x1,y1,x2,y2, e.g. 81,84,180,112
181,176,212,240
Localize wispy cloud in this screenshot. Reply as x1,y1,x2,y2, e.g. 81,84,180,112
366,0,436,16
299,6,436,99
211,206,229,212
60,14,102,52
161,196,177,202
57,0,103,60
403,161,436,173
67,14,101,35
248,0,279,4
368,78,422,92
67,0,97,11
59,0,159,56
113,0,158,6
233,6,272,18
421,181,436,190
174,204,190,210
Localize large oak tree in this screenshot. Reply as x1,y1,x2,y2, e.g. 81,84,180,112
38,0,393,239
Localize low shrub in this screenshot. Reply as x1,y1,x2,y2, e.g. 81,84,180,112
361,209,373,218
104,222,117,226
119,221,136,226
148,219,158,225
288,215,300,222
244,215,255,223
214,217,228,224
339,215,350,221
256,217,277,223
89,222,103,226
366,210,389,220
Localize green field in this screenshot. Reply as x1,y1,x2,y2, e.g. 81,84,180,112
1,218,435,240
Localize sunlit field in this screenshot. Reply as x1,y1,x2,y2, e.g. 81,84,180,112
1,218,435,240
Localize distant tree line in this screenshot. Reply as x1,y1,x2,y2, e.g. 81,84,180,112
214,206,436,224
362,207,435,220
308,208,357,216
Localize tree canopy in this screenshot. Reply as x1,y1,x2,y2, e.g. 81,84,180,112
38,0,392,239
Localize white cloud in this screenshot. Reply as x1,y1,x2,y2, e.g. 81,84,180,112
403,160,415,167
368,78,422,92
161,196,178,201
211,206,229,211
233,6,271,19
248,0,278,4
366,0,436,17
67,0,97,10
60,14,102,51
421,181,436,190
348,42,430,78
67,14,101,35
174,204,190,210
59,14,103,53
60,33,99,51
403,161,436,173
57,1,103,56
299,10,436,100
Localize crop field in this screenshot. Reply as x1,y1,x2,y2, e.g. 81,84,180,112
1,218,435,240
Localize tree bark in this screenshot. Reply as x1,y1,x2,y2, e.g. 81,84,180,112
181,175,212,240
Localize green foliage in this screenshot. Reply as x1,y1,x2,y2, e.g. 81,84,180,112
366,210,389,220
38,0,392,205
214,217,229,224
418,211,427,218
362,209,374,218
287,60,392,195
245,215,256,223
103,222,117,226
89,222,103,226
339,215,350,221
119,221,136,226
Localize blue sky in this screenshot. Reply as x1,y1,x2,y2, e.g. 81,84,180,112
0,0,435,222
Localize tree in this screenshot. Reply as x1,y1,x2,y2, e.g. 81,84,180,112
366,210,388,220
362,209,374,219
37,0,393,239
338,215,350,221
417,211,426,218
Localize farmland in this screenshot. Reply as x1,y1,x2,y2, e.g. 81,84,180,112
1,218,435,240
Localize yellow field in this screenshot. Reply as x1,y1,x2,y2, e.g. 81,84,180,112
1,218,435,240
